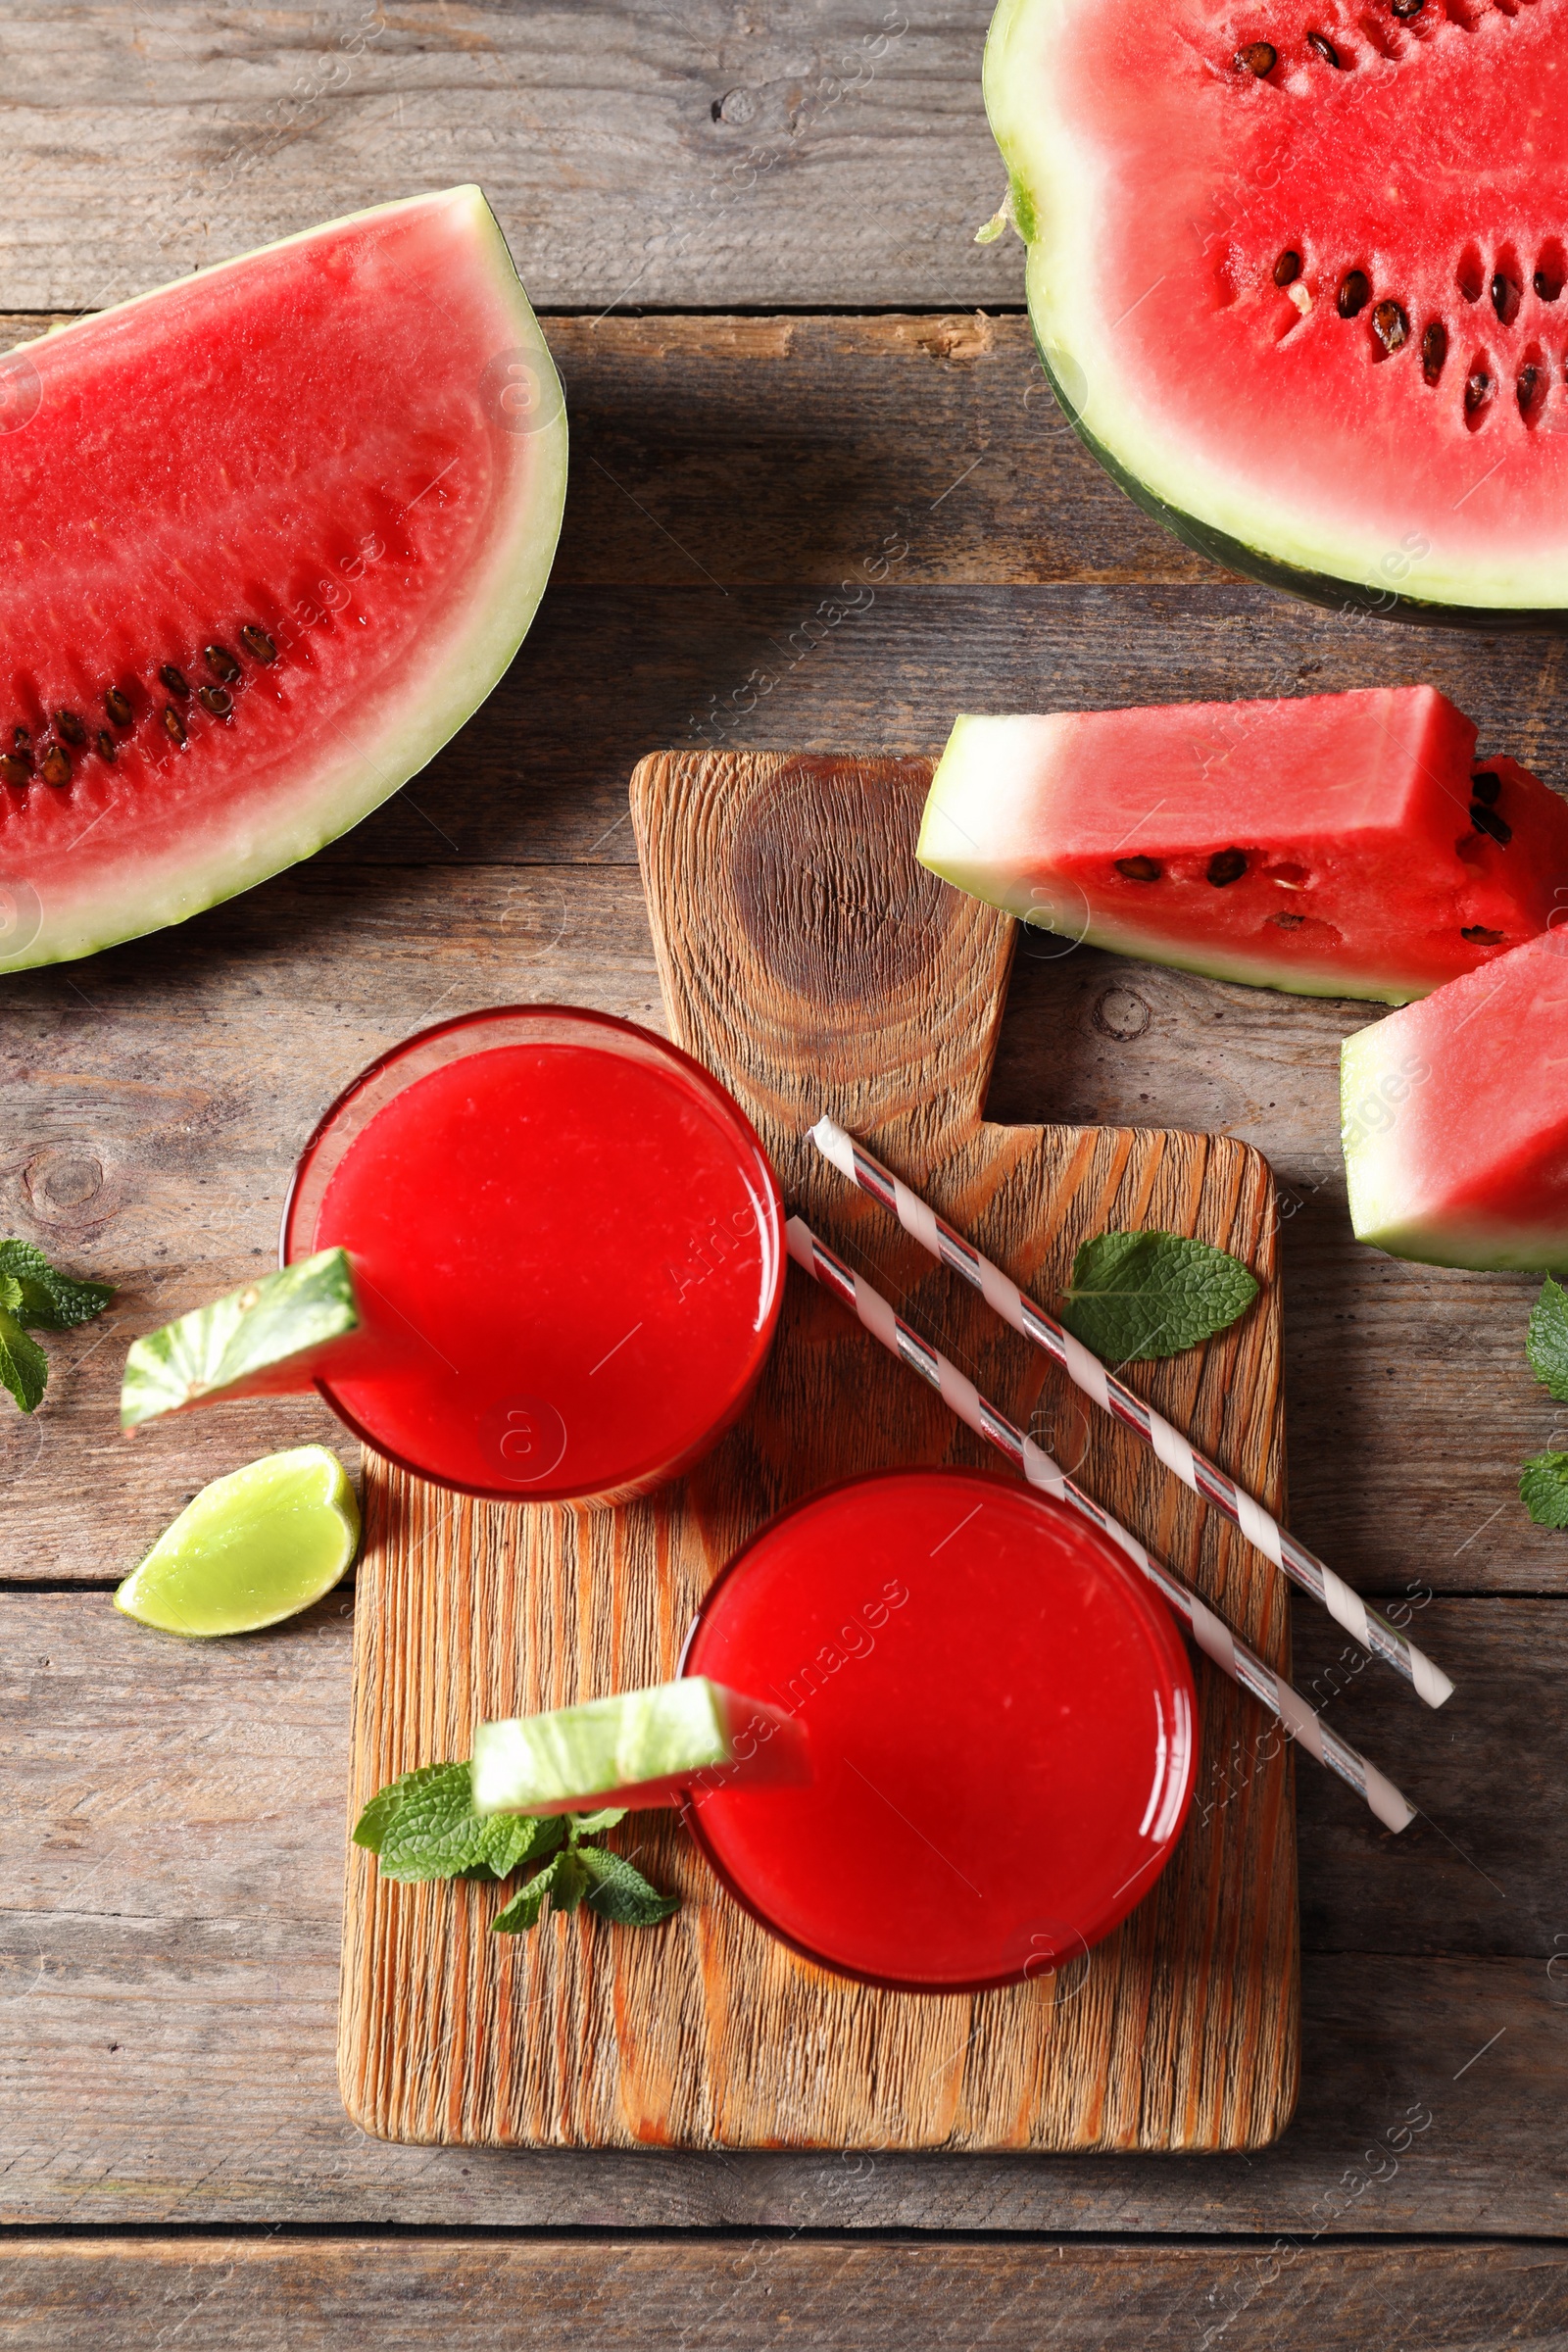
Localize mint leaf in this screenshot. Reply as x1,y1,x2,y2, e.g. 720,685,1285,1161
1058,1231,1258,1364
578,1844,680,1926
1528,1277,1568,1403
352,1762,456,1855
376,1763,490,1882
0,1239,113,1332
492,1854,562,1934
0,1305,48,1415
549,1847,591,1914
1522,1450,1568,1530
479,1810,565,1879
566,1807,627,1841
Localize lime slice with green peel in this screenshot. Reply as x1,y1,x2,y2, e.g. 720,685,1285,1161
120,1249,361,1429
471,1677,810,1816
114,1445,360,1637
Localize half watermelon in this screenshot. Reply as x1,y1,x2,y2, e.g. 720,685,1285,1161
0,187,566,973
985,0,1568,621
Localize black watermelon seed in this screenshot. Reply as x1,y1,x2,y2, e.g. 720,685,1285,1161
1465,370,1494,415
1235,40,1277,73
159,662,190,699
1115,856,1163,882
240,625,277,663
1306,29,1342,64
104,688,132,728
0,754,28,787
1471,770,1501,804
1207,848,1249,886
1471,802,1511,844
1273,249,1302,287
40,745,71,787
96,730,116,762
1422,321,1448,382
1390,0,1424,15
1461,925,1504,943
1373,299,1409,352
198,685,232,719
162,707,187,747
1519,365,1542,416
204,644,241,684
54,709,85,746
13,726,28,750
1338,270,1372,318
1491,273,1517,322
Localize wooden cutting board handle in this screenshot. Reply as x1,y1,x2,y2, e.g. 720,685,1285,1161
629,751,1015,1190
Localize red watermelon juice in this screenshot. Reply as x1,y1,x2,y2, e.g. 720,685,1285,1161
682,1468,1196,1991
282,1006,783,1501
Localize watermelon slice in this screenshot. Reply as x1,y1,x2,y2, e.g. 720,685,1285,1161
0,186,565,973
918,687,1568,1003
985,0,1568,620
1343,930,1568,1269
470,1680,811,1817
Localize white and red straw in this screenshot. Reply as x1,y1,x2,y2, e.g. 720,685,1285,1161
810,1115,1452,1711
786,1215,1415,1834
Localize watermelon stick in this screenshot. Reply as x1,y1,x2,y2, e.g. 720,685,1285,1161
785,1215,1415,1836
810,1117,1453,1714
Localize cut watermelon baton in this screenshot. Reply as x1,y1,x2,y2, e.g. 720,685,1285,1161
1343,929,1568,1269
919,687,1568,1004
985,0,1568,621
120,1250,365,1429
0,186,566,973
470,1681,812,1817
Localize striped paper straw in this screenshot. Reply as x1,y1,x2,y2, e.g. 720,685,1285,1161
787,1214,1415,1834
810,1116,1453,1713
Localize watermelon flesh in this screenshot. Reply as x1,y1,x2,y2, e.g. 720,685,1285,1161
0,187,565,972
985,0,1568,618
470,1680,812,1817
918,687,1568,1004
1343,930,1568,1268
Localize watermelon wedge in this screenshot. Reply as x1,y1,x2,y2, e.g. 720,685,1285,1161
918,687,1568,1004
985,0,1568,621
470,1680,811,1817
0,187,565,973
1343,931,1568,1269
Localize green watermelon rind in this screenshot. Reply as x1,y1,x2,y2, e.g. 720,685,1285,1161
0,186,568,975
984,0,1568,627
472,1681,762,1815
120,1247,360,1428
1342,1016,1568,1270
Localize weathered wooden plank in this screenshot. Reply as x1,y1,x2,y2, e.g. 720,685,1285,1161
0,5,1024,317
2,2236,1565,2350
3,1591,1565,2225
3,863,1564,1592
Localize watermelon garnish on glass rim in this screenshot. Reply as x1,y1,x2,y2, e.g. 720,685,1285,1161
984,0,1568,623
0,186,566,973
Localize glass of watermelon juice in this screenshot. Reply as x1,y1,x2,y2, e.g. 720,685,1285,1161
281,1005,783,1502
679,1467,1197,1991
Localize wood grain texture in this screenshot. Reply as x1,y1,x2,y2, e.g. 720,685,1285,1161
0,5,1025,316
338,751,1298,2154
4,2236,1565,2350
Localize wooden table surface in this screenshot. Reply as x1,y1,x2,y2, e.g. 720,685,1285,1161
3,5,1566,2343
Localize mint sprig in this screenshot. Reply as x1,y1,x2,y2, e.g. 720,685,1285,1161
1521,1450,1568,1531
0,1241,113,1413
354,1760,677,1934
1527,1277,1568,1403
1057,1231,1258,1364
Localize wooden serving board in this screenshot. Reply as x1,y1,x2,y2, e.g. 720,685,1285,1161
338,752,1298,2153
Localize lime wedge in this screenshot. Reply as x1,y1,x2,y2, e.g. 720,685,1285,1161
120,1249,361,1430
471,1677,810,1815
114,1445,360,1638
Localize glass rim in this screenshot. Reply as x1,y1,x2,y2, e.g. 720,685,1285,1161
280,1002,786,1502
678,1463,1197,1996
